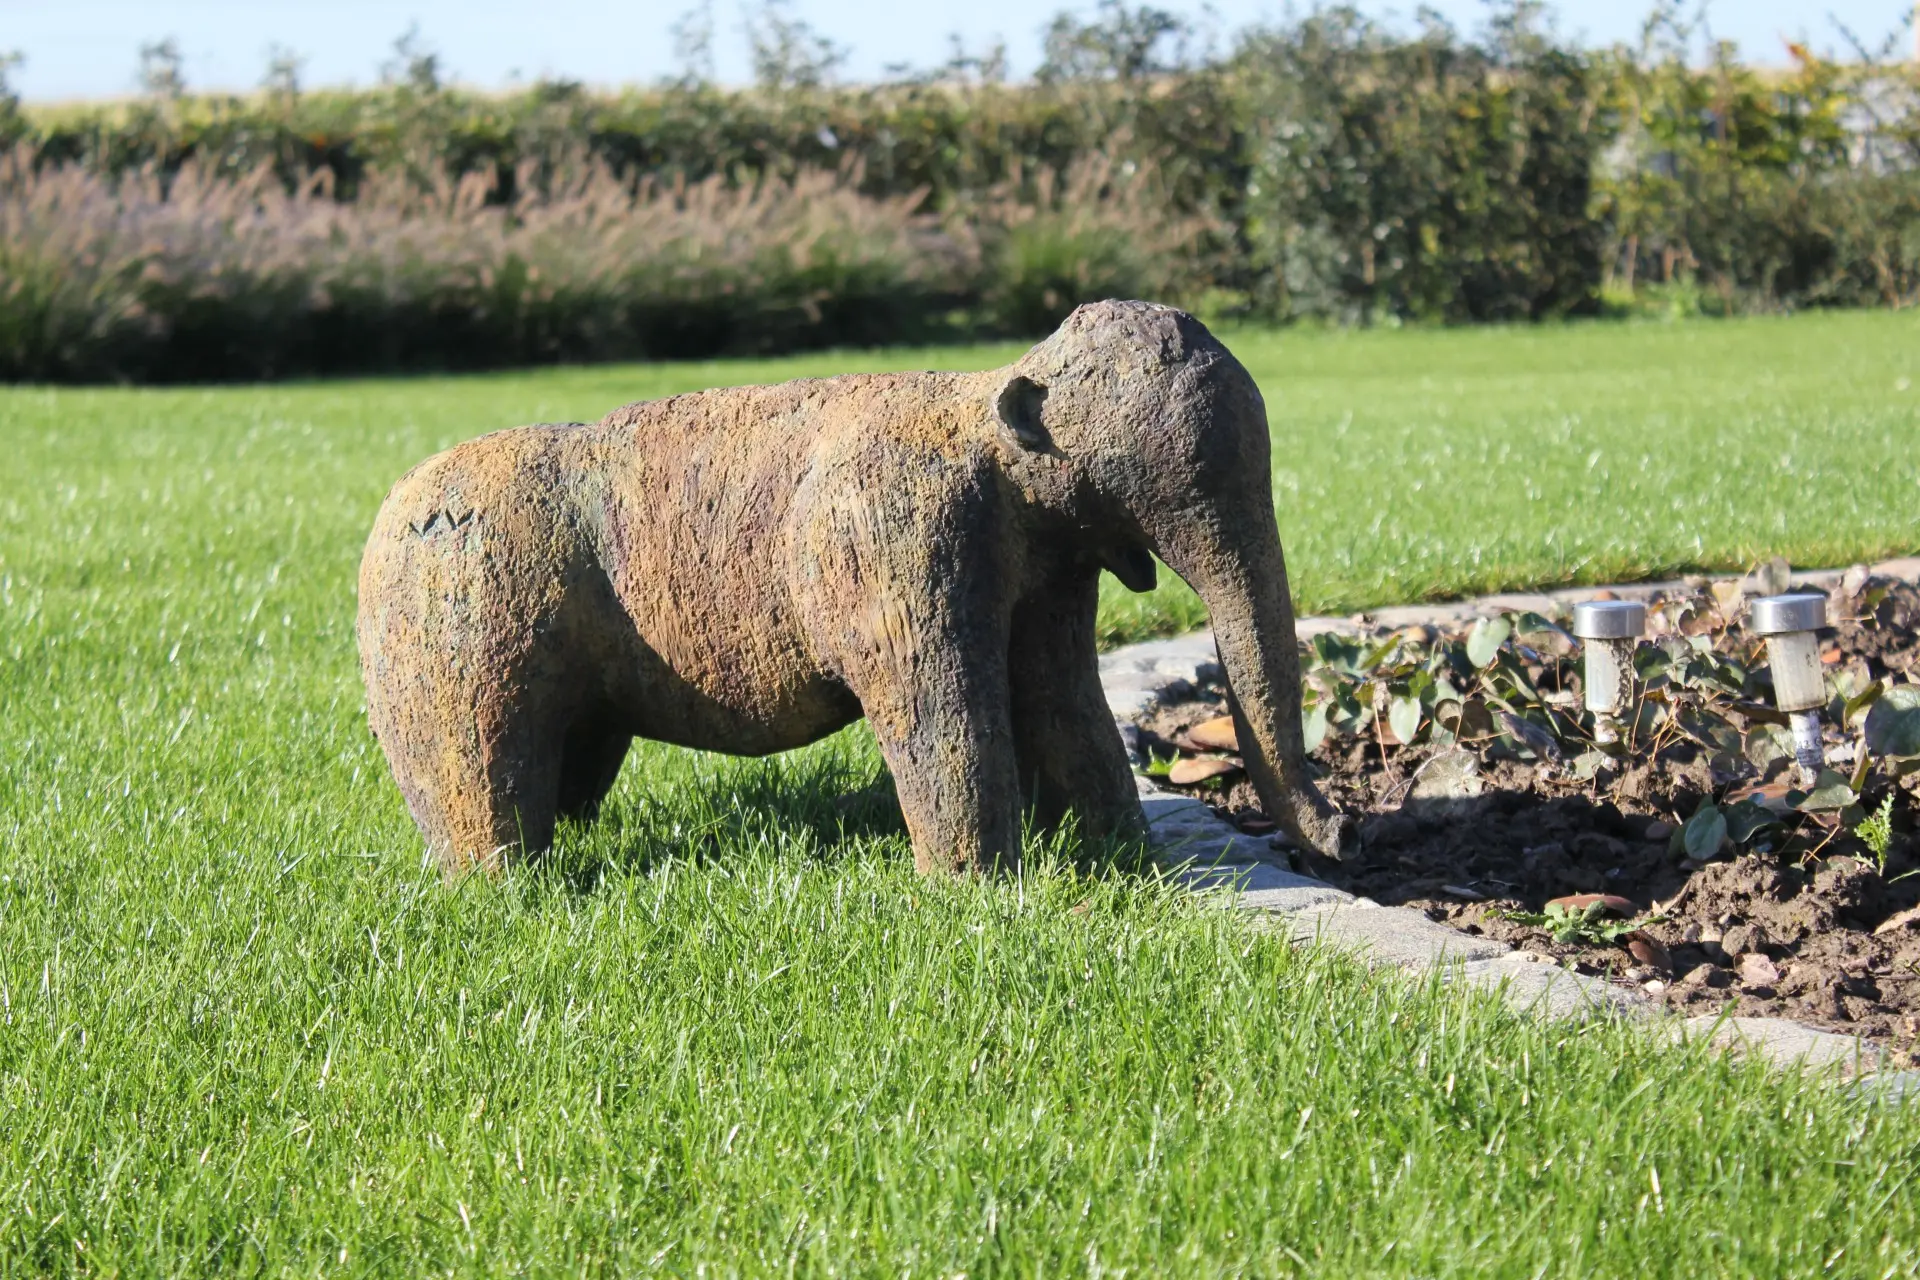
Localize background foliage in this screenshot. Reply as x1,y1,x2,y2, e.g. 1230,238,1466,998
1,1,1917,381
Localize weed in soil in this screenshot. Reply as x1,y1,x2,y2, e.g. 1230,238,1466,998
1136,565,1920,1059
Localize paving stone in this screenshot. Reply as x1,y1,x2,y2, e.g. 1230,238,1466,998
1137,781,1230,828
1164,858,1336,898
1099,665,1194,693
1144,814,1234,842
1140,802,1213,828
1871,555,1920,581
1159,834,1270,868
1096,637,1222,690
1273,903,1508,970
1680,1015,1883,1074
1236,881,1361,913
1845,1070,1920,1105
1453,951,1650,1023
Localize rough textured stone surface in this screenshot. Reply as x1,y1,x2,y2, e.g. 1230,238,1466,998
1274,903,1509,969
359,301,1351,876
1453,951,1649,1023
1846,1070,1920,1104
1235,881,1364,913
1680,1015,1883,1074
1167,859,1345,898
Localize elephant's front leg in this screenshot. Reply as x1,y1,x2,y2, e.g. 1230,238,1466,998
1008,569,1146,843
838,607,1022,876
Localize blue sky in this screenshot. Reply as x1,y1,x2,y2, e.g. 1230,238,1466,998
4,0,1915,101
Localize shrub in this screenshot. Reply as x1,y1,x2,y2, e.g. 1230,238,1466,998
0,151,976,382
972,155,1218,334
1594,28,1920,312
1236,8,1607,323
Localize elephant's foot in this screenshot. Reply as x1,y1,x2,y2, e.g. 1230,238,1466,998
1275,778,1357,861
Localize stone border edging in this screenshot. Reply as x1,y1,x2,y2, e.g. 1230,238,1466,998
1100,558,1920,1086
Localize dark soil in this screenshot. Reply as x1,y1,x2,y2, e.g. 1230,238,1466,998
1136,570,1920,1061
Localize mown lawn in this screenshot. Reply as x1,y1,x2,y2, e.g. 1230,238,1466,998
2,312,1918,1277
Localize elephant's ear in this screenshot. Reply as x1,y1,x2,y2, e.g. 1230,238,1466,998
994,375,1050,451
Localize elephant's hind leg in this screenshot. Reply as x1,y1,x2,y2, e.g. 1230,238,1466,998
1008,571,1146,843
444,700,568,878
371,674,568,879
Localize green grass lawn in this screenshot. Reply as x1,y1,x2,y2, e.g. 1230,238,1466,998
3,313,1919,1276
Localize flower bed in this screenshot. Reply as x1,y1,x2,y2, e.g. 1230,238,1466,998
1136,565,1920,1059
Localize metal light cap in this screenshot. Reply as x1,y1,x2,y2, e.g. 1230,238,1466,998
1749,593,1827,636
1571,599,1646,640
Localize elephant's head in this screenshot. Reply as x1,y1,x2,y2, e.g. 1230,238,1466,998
994,300,1355,859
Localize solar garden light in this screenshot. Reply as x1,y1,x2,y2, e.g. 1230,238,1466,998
1572,600,1646,746
1749,593,1829,785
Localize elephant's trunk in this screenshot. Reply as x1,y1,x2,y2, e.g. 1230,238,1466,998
1154,509,1355,860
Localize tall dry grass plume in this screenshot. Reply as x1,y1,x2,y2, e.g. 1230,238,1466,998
0,146,1209,382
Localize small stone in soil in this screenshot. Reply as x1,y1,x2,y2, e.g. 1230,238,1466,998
1644,820,1675,840
1876,906,1920,936
1628,937,1673,970
1405,750,1483,806
1739,953,1783,987
1440,883,1485,900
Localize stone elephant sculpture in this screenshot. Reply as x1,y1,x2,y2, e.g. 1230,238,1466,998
357,300,1353,877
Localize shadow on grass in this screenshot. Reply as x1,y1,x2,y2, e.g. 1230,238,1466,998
539,737,1159,892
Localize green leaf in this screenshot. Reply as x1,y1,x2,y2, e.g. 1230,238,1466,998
1312,632,1367,677
1466,615,1511,669
1864,685,1920,759
1723,799,1778,845
1327,680,1370,735
1843,679,1884,728
1491,649,1543,704
1359,635,1402,672
1793,770,1859,812
1683,803,1728,859
1850,748,1872,797
1301,700,1329,754
1633,645,1673,682
1388,694,1423,746
1437,641,1477,682
1570,749,1611,781
1675,704,1742,756
1743,725,1791,770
